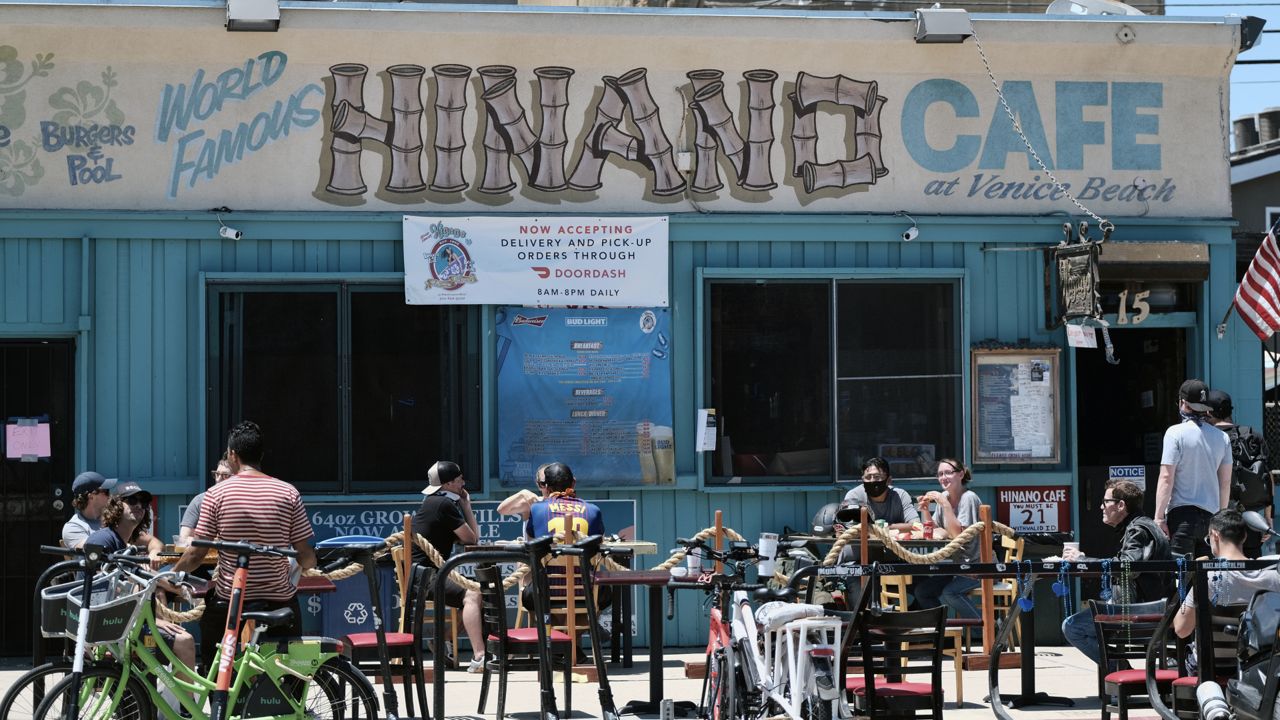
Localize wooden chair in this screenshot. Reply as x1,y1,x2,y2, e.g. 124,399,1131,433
1172,603,1248,719
475,564,573,719
1092,599,1180,720
544,532,599,667
968,535,1025,648
391,545,459,667
878,575,966,705
342,562,433,718
852,606,947,719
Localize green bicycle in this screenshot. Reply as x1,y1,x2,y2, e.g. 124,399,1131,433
32,542,378,720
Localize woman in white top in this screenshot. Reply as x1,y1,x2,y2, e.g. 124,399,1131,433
913,458,983,618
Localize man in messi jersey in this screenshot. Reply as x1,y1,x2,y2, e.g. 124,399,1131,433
523,462,611,612
525,462,605,540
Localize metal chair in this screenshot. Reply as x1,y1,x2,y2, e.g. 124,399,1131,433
1172,602,1248,719
851,605,947,719
341,563,433,718
1091,598,1179,720
474,563,573,719
878,575,966,705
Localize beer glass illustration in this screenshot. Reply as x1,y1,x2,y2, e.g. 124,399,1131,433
652,425,675,486
636,421,659,485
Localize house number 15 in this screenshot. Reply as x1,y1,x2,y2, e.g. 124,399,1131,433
1116,289,1151,325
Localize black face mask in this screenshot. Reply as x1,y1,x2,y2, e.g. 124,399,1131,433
864,481,888,498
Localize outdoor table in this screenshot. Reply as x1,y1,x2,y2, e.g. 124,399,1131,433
594,568,671,715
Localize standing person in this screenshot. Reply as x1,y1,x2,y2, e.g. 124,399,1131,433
174,421,317,668
841,457,920,533
1061,480,1171,666
178,454,231,544
912,458,982,619
410,460,486,673
1206,389,1273,557
62,471,112,549
1155,379,1233,558
84,480,197,685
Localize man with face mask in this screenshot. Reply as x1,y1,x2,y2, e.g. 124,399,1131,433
840,457,919,532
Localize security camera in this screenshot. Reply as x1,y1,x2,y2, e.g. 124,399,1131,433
218,225,243,241
902,227,919,242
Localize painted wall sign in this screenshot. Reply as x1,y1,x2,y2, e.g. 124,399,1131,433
0,6,1237,216
306,499,637,543
496,306,674,488
402,215,668,306
995,485,1071,533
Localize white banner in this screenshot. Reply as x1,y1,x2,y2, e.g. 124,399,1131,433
402,216,669,306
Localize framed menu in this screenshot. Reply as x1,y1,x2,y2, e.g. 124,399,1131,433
971,348,1060,464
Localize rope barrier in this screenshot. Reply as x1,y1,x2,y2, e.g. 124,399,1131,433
822,520,1017,566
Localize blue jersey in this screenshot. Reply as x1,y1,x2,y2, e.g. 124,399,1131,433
526,496,605,541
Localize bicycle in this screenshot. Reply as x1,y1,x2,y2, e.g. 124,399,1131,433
671,538,851,720
31,540,377,720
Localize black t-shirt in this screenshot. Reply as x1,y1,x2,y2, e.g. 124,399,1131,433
411,493,465,568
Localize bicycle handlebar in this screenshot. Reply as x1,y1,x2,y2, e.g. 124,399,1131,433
192,538,298,559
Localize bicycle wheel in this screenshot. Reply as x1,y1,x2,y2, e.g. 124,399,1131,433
31,665,153,720
305,657,379,720
0,663,73,720
718,647,737,720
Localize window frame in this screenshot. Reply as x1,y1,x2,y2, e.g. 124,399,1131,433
696,267,969,491
202,273,481,496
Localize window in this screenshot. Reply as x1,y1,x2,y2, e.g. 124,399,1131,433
708,279,960,484
208,282,480,494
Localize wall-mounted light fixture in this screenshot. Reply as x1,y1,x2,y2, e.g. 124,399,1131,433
226,0,279,32
914,6,973,43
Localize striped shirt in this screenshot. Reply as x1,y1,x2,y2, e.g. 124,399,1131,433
194,471,313,602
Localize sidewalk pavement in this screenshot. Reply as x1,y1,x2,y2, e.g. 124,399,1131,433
0,645,1156,719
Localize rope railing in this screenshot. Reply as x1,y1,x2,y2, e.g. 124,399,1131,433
822,520,1017,566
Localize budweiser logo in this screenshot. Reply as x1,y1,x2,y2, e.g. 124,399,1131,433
512,314,548,327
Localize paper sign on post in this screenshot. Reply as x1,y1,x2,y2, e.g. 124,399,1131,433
5,419,51,461
1066,324,1098,348
696,409,717,452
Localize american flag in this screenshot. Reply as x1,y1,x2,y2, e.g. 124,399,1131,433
1234,226,1280,341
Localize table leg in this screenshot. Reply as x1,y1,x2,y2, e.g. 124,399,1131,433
619,585,665,715
1004,581,1073,709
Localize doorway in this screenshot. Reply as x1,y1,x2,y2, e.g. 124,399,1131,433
0,340,75,657
1075,327,1187,562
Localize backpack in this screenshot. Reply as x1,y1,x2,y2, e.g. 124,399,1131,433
1227,425,1271,510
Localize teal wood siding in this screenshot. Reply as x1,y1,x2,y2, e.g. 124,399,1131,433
0,213,1239,647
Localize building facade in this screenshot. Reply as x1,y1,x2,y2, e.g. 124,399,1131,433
0,1,1253,650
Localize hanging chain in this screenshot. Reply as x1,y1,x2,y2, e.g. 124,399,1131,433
969,25,1114,235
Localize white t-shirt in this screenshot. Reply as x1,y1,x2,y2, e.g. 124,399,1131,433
1161,418,1232,514
1181,566,1280,610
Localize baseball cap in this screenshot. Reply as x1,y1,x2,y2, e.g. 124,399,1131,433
71,471,115,495
1179,379,1212,413
422,461,462,495
110,480,152,505
1206,389,1233,419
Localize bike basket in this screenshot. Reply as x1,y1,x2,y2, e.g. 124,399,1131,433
39,578,83,638
65,572,147,645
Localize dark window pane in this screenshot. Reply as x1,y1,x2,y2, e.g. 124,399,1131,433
240,293,339,492
837,283,957,378
709,282,831,481
835,282,959,481
350,293,445,490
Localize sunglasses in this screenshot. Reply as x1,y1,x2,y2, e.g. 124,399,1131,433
122,495,149,507
211,471,231,480
1100,498,1123,507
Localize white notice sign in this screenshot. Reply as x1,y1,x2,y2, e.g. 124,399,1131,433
403,216,669,306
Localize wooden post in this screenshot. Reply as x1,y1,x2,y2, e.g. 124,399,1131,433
400,512,412,631
859,506,870,589
979,504,995,656
714,510,724,575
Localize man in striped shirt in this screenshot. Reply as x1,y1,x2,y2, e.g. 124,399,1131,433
176,420,317,668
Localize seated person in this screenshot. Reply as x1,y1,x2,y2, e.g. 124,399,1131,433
522,462,612,612
496,463,552,521
1174,509,1280,671
837,457,921,563
411,460,486,673
913,458,983,619
84,480,197,687
1061,480,1170,666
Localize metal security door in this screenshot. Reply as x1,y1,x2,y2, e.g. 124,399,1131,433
0,340,75,657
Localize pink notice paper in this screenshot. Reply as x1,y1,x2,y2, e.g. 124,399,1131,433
5,422,51,460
